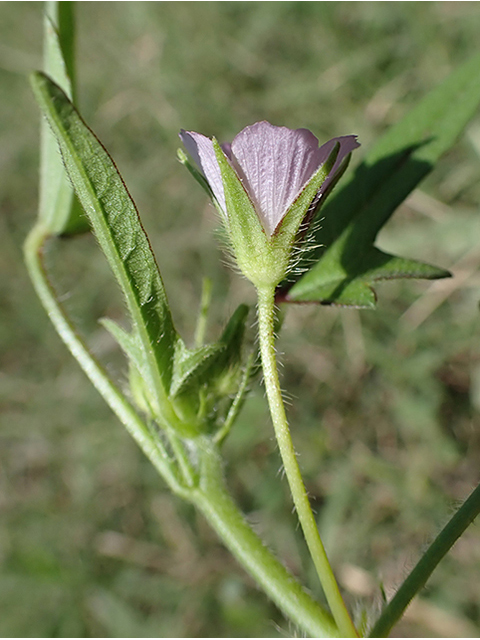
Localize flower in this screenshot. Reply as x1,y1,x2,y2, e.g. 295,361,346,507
180,121,359,236
180,121,359,289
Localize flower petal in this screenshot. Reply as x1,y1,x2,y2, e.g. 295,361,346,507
227,122,319,234
179,130,227,215
315,135,360,197
229,122,359,235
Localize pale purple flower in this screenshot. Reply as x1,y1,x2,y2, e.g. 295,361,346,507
180,121,359,236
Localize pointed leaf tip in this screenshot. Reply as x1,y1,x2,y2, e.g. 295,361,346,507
32,72,178,392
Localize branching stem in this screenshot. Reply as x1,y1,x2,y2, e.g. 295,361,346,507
24,224,338,637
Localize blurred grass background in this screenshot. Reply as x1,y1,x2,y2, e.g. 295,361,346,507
1,2,480,636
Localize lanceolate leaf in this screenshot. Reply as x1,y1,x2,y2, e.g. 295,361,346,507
31,72,177,396
286,53,480,307
100,319,146,378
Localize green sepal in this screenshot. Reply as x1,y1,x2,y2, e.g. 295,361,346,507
286,53,480,307
273,142,340,247
177,147,231,224
213,140,342,289
212,139,279,286
177,148,213,201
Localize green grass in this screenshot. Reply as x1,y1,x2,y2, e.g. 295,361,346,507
1,2,480,636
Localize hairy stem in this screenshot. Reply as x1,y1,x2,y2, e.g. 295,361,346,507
25,224,338,637
24,224,183,494
256,285,357,638
194,442,339,638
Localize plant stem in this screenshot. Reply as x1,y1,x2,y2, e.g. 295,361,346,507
167,432,198,488
24,224,183,495
256,285,357,638
214,351,255,446
25,224,338,637
370,481,480,637
194,441,339,638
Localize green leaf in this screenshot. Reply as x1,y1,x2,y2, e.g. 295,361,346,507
286,54,480,306
287,247,451,308
31,72,177,403
171,304,250,399
101,318,168,419
100,319,145,376
169,305,250,435
39,2,88,236
48,1,76,87
170,339,222,398
209,303,250,387
369,481,480,637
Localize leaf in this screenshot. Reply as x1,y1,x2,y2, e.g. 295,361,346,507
100,319,145,376
101,318,167,419
285,54,480,306
208,303,250,388
31,72,177,398
369,481,480,637
170,340,222,398
39,2,88,236
286,247,450,309
170,304,250,399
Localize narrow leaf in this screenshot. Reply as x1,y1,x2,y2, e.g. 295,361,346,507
102,318,165,419
31,72,177,396
100,319,146,377
287,54,480,306
204,303,250,387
